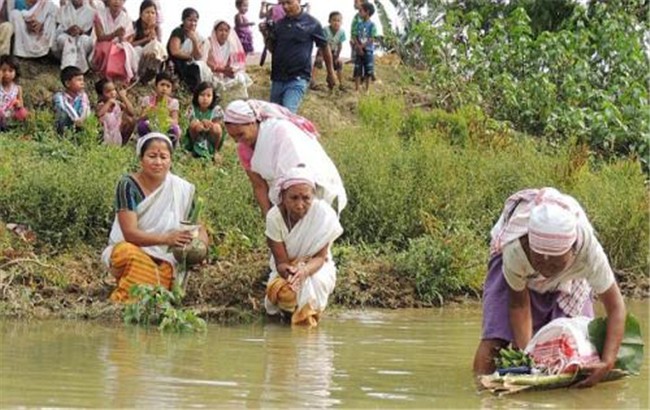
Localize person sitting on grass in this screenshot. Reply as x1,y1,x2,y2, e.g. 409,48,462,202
137,71,181,144
264,166,344,327
183,81,224,163
95,78,136,146
472,187,625,388
101,132,209,302
352,2,377,92
0,55,28,131
53,65,90,134
310,11,346,92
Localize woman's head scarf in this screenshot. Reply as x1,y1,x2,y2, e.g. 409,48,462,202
136,132,174,157
209,19,246,71
224,99,319,139
275,165,316,204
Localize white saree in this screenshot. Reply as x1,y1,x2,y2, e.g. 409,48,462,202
251,118,348,214
53,0,94,71
10,0,58,58
101,173,195,269
264,199,344,316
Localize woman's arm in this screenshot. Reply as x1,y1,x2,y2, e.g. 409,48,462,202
576,283,626,388
267,237,293,279
117,210,192,247
246,170,271,217
287,244,329,290
168,36,190,60
508,286,532,349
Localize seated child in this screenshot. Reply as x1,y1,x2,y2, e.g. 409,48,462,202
95,78,136,146
136,71,181,143
311,11,346,91
53,65,90,134
353,2,377,92
0,55,28,131
183,81,224,163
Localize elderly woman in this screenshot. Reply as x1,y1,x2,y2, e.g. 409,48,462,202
101,132,209,302
10,0,58,58
206,19,252,99
224,99,347,217
131,0,166,83
166,7,207,91
264,166,343,326
52,0,95,72
92,0,138,83
472,187,625,388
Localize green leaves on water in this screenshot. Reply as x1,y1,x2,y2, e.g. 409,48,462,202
588,313,644,374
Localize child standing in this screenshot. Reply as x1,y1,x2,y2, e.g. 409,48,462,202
53,65,90,133
0,55,28,131
353,2,377,92
183,81,224,163
311,11,346,91
95,78,136,145
234,0,254,54
137,71,181,143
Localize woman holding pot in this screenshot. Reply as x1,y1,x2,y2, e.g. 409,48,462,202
101,132,208,302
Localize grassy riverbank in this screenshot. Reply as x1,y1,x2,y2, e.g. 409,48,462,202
0,57,647,323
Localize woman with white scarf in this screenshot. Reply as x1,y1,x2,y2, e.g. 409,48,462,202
206,19,252,99
52,0,94,72
102,132,208,302
10,0,58,58
264,166,343,326
473,187,625,388
224,99,347,218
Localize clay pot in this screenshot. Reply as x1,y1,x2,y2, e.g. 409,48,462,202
172,238,207,266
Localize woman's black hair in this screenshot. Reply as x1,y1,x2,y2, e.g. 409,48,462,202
134,0,157,39
155,71,174,86
94,78,111,100
139,137,173,158
0,55,21,81
181,7,199,21
192,81,220,110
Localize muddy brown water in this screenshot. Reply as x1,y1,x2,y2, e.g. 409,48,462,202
1,301,648,408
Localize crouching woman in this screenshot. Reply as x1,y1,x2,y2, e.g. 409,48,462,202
264,167,344,327
101,132,208,302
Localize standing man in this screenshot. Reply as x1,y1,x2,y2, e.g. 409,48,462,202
260,0,336,113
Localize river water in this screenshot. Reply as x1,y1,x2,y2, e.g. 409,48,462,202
1,301,648,408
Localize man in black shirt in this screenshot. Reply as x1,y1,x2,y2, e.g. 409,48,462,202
261,0,336,113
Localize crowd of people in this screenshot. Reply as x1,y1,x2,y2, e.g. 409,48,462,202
0,0,628,388
0,0,381,151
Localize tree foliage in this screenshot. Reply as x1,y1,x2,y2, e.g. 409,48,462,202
379,0,650,167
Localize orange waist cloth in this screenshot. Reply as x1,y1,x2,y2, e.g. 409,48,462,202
266,276,319,327
109,242,173,302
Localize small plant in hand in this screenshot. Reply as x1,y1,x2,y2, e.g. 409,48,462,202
123,284,206,333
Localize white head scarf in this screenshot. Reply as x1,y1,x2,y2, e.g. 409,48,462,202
136,132,173,157
275,165,316,204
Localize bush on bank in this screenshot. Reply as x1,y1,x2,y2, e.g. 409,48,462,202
0,94,647,305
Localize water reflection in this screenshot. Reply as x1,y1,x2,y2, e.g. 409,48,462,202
1,302,648,408
260,325,339,408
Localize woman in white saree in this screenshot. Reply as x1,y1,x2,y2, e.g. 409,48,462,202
102,132,208,302
53,0,95,72
10,0,58,58
91,0,138,83
206,19,252,99
224,99,347,218
264,166,344,326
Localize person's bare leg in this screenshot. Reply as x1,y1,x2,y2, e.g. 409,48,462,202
473,338,508,375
